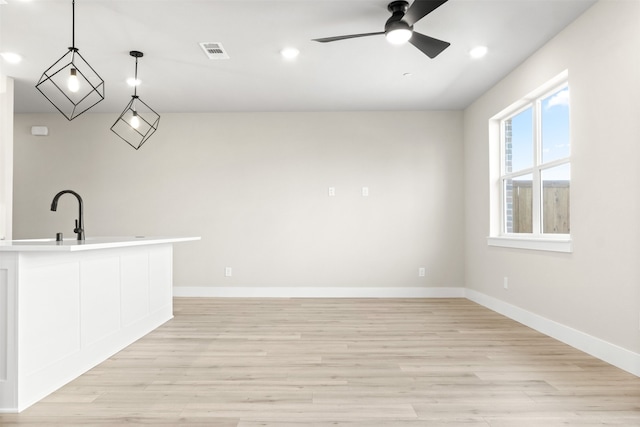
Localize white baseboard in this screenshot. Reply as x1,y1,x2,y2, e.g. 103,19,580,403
173,286,466,298
465,289,640,377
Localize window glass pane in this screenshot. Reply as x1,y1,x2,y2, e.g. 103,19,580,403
504,174,533,233
504,107,533,173
541,87,570,163
542,164,570,234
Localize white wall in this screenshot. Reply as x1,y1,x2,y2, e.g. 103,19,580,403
0,75,14,241
13,111,465,292
464,0,640,354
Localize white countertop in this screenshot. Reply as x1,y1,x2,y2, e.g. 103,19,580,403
0,236,201,252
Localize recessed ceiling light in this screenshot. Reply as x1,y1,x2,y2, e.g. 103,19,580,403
469,45,488,59
280,47,299,60
0,52,22,64
126,77,141,87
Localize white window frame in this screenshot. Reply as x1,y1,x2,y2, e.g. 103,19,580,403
487,71,572,253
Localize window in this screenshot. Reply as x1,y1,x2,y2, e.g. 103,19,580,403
488,72,571,252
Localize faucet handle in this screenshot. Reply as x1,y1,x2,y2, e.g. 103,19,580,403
74,219,80,233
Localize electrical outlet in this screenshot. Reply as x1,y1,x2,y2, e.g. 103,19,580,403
328,187,335,197
225,267,232,277
503,277,509,289
418,267,426,277
362,187,369,197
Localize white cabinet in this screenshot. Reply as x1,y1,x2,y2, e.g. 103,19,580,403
0,237,198,412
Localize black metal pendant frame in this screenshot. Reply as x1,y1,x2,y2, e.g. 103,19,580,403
111,95,160,150
36,0,104,120
110,50,160,150
36,47,105,121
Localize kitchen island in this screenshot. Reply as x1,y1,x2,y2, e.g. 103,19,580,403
0,236,200,412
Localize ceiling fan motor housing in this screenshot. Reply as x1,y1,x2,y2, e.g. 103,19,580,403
385,19,412,34
387,0,409,14
385,1,413,35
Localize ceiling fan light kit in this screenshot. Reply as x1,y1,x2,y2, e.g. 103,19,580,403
385,21,413,44
110,51,160,150
35,0,105,121
313,0,451,59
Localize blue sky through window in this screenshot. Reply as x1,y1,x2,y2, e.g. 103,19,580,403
542,87,570,165
509,87,570,180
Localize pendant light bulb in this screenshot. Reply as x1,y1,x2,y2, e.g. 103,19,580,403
130,111,140,129
68,68,80,92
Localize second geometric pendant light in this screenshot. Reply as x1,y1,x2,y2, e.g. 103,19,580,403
110,51,160,150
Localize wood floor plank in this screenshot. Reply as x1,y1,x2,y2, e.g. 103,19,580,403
1,297,639,426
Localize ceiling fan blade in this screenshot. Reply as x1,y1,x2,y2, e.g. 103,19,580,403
403,0,448,26
409,31,450,58
312,32,385,43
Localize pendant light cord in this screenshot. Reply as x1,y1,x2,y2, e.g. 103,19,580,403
133,56,138,97
71,0,75,49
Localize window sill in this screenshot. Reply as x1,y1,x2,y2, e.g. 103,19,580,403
487,235,572,253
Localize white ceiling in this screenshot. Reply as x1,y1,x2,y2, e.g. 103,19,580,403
1,0,597,114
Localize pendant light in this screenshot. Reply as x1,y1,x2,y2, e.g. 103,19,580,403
36,0,105,120
110,51,160,150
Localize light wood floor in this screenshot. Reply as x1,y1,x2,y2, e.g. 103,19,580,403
1,298,640,426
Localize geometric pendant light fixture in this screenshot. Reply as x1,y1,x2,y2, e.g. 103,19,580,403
35,0,105,121
110,51,160,150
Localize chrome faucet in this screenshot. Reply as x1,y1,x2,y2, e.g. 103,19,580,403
51,190,85,241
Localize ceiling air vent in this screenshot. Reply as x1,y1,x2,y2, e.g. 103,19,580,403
199,42,230,60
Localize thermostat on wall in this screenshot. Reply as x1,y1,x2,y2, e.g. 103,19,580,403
31,126,49,136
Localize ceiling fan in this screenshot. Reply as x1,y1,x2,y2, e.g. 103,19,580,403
312,0,451,59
